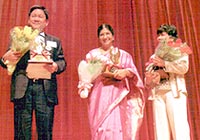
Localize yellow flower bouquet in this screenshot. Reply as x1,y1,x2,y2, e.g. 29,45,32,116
5,25,39,75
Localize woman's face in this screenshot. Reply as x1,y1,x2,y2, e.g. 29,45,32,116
28,9,48,31
99,28,114,50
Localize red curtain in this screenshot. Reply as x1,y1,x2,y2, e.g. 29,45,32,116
0,0,199,140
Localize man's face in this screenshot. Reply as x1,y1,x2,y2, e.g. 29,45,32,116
28,9,48,31
157,32,169,42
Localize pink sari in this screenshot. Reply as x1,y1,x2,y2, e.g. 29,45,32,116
87,48,145,140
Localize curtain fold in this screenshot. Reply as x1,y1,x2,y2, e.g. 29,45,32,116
0,0,199,139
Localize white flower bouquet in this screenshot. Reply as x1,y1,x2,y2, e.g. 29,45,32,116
78,52,112,98
5,26,39,75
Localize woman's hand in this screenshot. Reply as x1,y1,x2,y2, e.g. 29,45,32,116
113,69,132,80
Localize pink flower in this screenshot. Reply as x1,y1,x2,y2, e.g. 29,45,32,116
167,38,182,48
180,44,193,54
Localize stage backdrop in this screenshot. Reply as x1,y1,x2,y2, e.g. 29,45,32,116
0,0,199,140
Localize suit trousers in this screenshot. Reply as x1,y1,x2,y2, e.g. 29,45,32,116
14,80,55,140
152,90,190,140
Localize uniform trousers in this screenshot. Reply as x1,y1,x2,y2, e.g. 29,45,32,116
153,90,190,140
14,80,55,140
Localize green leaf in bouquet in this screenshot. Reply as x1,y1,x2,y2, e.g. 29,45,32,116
87,62,103,75
163,47,181,61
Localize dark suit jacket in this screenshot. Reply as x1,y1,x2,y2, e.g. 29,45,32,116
0,33,66,105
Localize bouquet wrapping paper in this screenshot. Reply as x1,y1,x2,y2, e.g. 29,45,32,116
78,52,112,98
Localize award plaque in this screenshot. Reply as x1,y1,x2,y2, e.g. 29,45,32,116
26,59,53,79
26,36,53,79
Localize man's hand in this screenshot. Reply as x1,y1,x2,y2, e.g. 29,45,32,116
2,50,21,63
43,62,58,73
152,56,165,67
145,71,160,88
155,69,169,79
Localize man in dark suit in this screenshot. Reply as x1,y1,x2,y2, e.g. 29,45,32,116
0,5,66,140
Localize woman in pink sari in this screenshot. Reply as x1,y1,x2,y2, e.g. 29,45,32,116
78,24,145,140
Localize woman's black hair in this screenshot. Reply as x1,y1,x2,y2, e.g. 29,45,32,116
28,5,49,19
97,24,114,37
157,24,178,38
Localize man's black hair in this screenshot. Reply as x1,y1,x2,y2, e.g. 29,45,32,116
157,24,178,38
28,5,49,19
